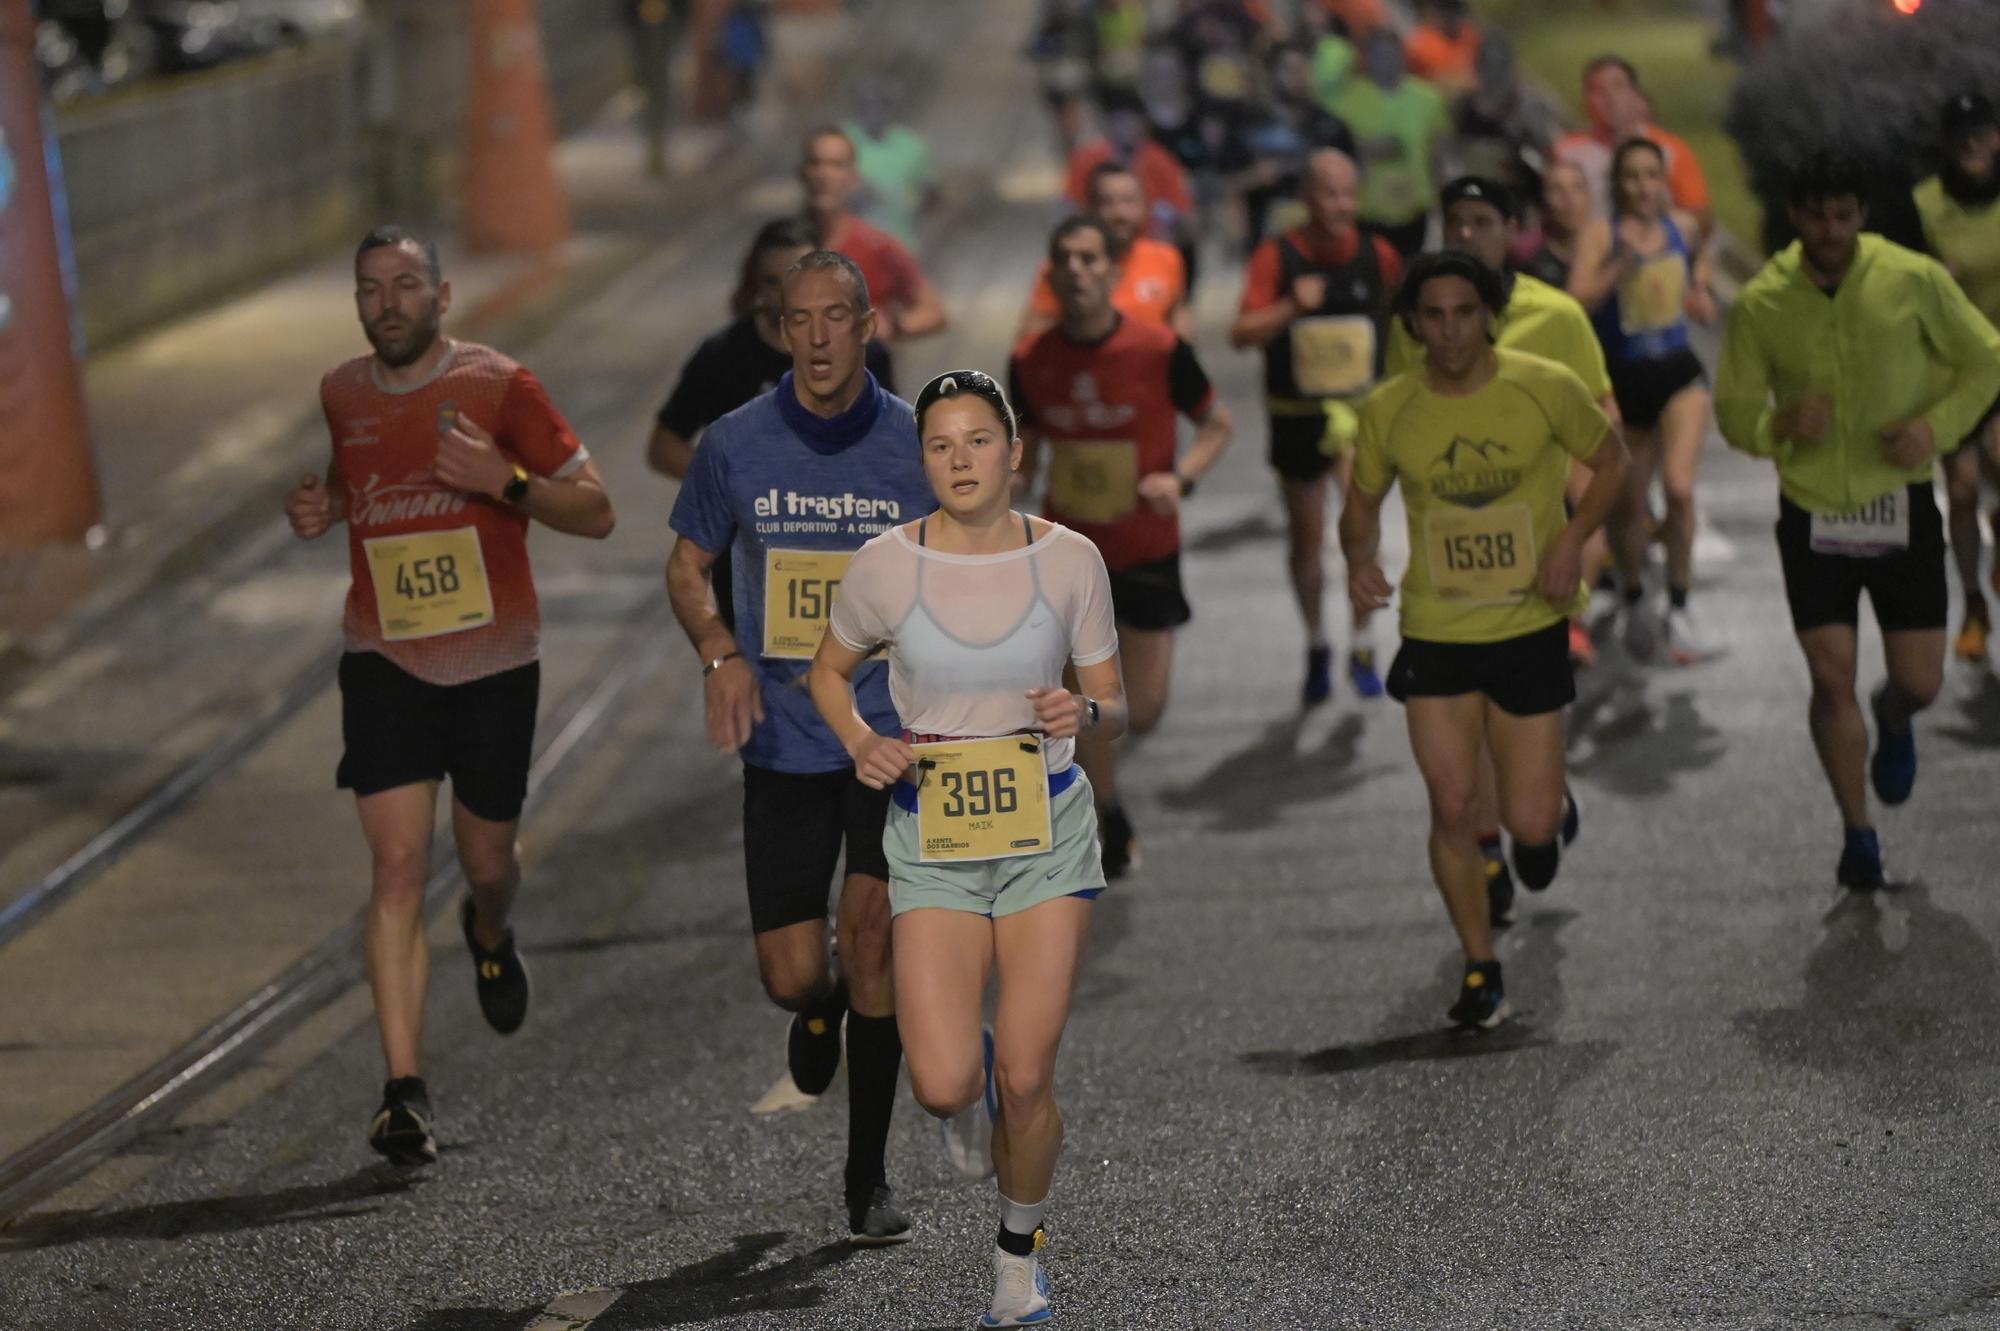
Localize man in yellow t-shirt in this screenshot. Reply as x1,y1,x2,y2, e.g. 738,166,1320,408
1341,251,1628,1031
1912,92,2000,661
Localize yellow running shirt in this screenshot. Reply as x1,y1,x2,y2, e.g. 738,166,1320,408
1354,348,1610,644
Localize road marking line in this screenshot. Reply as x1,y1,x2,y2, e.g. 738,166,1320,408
524,1286,625,1331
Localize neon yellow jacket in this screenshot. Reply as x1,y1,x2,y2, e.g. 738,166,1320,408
1716,235,2000,515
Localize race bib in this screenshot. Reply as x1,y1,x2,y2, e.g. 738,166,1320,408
364,527,494,641
916,736,1054,864
1810,489,1910,557
1292,316,1377,398
1619,253,1688,335
762,548,856,660
1426,504,1536,604
1198,53,1251,101
1047,439,1139,525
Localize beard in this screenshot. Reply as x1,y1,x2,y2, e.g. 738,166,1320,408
1941,158,2000,207
364,302,442,368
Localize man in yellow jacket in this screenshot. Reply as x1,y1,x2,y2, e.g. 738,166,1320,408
1716,155,2000,891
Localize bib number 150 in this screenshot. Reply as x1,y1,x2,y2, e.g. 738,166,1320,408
938,767,1019,819
394,553,464,601
787,575,838,622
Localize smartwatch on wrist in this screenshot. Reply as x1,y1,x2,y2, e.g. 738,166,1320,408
501,465,531,506
1084,696,1101,729
1178,472,1196,498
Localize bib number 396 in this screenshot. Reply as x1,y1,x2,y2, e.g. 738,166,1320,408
916,736,1054,864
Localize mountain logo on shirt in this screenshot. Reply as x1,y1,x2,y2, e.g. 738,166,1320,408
1429,437,1521,508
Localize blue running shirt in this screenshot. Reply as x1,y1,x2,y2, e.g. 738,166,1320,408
670,372,935,773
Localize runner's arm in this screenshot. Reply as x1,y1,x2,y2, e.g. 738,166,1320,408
1565,217,1626,311
1044,655,1128,743
1178,399,1235,487
1681,211,1720,326
648,425,697,479
888,273,948,340
1229,241,1295,349
515,458,616,539
808,629,914,789
1909,264,2000,451
666,535,735,665
1562,429,1628,546
1337,481,1395,617
1713,309,1787,460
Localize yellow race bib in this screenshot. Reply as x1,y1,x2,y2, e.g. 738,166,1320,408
915,736,1054,864
1292,316,1377,398
1198,52,1250,100
1619,253,1687,335
1047,440,1139,525
364,527,494,641
1426,504,1536,604
762,548,857,660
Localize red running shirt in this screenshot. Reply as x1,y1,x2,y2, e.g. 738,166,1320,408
825,215,928,318
321,341,588,686
1010,317,1214,570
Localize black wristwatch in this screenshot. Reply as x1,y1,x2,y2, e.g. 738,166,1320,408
1177,472,1196,498
501,465,531,506
1084,696,1101,729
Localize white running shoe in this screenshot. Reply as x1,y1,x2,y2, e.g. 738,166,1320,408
1621,600,1660,663
749,1070,820,1116
980,1247,1052,1327
942,1024,997,1178
1664,605,1708,665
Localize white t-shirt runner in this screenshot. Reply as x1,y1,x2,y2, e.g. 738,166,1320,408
828,517,1118,775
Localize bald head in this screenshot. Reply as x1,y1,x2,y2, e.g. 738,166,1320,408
1301,148,1360,237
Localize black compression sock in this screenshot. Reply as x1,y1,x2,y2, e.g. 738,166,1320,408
1513,839,1559,890
843,1012,902,1198
998,1225,1039,1257
1621,581,1644,606
800,978,848,1030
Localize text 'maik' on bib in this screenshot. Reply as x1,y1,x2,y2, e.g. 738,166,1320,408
1425,503,1536,604
364,527,495,641
916,736,1055,864
1291,316,1377,398
1810,488,1910,557
1047,440,1139,525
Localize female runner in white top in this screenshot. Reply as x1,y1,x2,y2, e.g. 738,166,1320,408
810,370,1127,1328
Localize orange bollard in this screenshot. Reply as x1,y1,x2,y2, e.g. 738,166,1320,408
0,0,101,547
461,0,571,254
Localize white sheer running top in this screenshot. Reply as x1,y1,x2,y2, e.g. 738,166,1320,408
829,516,1118,773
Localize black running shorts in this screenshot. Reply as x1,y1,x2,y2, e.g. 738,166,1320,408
1609,347,1706,431
1386,620,1576,717
742,764,892,935
1107,551,1192,632
336,651,539,823
1775,484,1948,634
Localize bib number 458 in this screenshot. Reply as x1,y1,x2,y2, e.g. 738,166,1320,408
394,553,463,601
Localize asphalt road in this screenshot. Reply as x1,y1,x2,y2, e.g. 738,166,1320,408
5,6,2000,1327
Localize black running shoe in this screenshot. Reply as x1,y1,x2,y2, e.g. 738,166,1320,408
1484,847,1516,927
1100,803,1138,880
1302,645,1333,706
1447,961,1508,1031
368,1076,438,1167
1560,787,1580,846
787,988,848,1097
847,1183,914,1246
461,898,531,1035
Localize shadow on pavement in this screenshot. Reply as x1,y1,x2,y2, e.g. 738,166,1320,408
532,916,739,958
1936,666,2000,749
1183,507,1283,555
398,1231,864,1330
1570,688,1728,797
1242,908,1600,1077
0,1164,426,1252
1734,883,2000,1112
1160,715,1371,833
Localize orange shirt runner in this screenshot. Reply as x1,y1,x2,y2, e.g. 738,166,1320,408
1064,140,1195,232
1026,236,1187,329
323,340,589,687
1554,124,1712,221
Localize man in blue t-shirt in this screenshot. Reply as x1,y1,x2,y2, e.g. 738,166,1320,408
667,250,933,1246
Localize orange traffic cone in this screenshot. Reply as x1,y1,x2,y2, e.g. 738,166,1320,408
461,0,571,254
0,0,101,547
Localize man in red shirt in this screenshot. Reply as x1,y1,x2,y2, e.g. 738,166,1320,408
1553,56,1714,239
1013,217,1234,877
802,126,948,344
1020,162,1191,345
283,227,614,1167
1064,102,1197,248
1231,148,1404,704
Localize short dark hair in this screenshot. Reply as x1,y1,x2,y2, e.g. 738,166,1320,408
1584,54,1639,86
730,216,824,317
1786,151,1869,209
1396,250,1508,324
356,225,441,285
1048,215,1110,264
1085,160,1142,203
1609,136,1667,212
803,124,854,159
915,369,1016,441
783,249,872,313
1440,175,1520,222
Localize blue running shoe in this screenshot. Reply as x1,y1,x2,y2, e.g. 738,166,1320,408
1869,688,1917,806
943,1024,997,1179
1303,645,1333,706
1348,648,1385,699
982,1248,1052,1327
1836,827,1886,891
